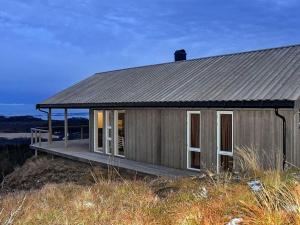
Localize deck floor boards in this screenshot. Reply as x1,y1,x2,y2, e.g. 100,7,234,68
30,139,200,178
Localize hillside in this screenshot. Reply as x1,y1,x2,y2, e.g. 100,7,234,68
0,115,89,183
0,116,88,133
0,155,300,224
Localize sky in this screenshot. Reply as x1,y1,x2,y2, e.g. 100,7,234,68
0,0,300,116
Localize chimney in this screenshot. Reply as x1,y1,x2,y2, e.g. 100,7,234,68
174,49,186,61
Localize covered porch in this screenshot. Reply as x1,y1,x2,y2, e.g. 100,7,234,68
30,108,200,177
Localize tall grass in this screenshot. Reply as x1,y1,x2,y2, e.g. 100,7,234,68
236,146,300,224
0,152,300,224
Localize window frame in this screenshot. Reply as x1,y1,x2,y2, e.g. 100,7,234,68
217,111,234,173
186,111,201,171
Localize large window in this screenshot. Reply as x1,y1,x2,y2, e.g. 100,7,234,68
115,111,125,157
217,111,233,173
187,111,201,171
94,111,104,152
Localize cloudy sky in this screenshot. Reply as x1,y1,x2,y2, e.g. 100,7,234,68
0,0,300,111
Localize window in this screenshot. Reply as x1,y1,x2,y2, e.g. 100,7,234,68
115,111,125,157
187,111,201,171
94,111,104,152
217,111,233,173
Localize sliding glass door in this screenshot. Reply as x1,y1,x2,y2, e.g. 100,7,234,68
217,111,233,173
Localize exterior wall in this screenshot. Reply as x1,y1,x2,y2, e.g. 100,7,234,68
89,108,298,171
125,109,161,164
200,110,217,170
160,109,186,169
294,110,300,166
233,109,294,169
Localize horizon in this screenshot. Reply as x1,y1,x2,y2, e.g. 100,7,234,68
1,0,300,116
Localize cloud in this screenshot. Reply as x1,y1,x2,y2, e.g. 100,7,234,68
0,0,300,106
0,103,25,106
255,0,298,7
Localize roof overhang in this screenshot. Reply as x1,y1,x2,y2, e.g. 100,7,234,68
36,100,295,109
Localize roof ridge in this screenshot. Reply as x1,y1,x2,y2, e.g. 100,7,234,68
94,43,300,76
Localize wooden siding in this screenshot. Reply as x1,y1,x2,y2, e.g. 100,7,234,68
294,110,300,166
125,109,161,164
200,110,217,170
160,110,186,169
89,108,299,171
233,109,295,169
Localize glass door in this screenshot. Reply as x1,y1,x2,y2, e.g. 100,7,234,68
94,111,104,152
187,111,201,171
115,110,125,157
105,110,114,155
217,111,233,173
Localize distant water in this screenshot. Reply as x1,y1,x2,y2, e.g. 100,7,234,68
0,104,88,119
0,104,38,117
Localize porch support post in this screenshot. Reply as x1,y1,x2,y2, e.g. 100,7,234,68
64,108,68,148
48,108,52,144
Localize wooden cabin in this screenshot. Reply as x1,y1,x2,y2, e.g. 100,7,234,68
31,45,300,175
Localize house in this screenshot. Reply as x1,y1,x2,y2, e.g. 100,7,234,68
31,44,300,175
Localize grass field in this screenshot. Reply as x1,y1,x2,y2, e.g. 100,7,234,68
0,149,300,225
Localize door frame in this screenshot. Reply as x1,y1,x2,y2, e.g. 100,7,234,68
216,111,233,173
186,110,201,171
94,110,104,153
114,110,126,157
105,110,113,155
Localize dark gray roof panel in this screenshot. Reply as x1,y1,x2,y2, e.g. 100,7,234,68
40,45,300,107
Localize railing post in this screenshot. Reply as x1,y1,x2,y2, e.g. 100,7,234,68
64,108,68,148
38,130,41,146
31,129,33,145
48,108,52,144
35,129,37,144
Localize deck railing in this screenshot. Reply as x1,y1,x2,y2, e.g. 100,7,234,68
30,125,89,146
30,128,49,146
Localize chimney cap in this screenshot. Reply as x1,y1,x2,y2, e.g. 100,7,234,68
174,49,186,61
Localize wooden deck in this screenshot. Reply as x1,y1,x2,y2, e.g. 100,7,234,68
30,139,201,178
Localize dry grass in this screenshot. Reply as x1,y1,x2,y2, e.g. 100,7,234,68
0,151,300,224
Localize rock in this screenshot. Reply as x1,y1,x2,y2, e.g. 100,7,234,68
83,201,95,208
198,174,206,179
227,218,243,225
199,187,208,198
248,180,263,192
285,204,299,213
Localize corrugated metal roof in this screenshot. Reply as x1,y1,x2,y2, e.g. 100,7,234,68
39,44,300,108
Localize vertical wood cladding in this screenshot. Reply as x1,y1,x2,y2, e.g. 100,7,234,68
90,108,298,170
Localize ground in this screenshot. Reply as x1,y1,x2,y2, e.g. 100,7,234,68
0,154,300,225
